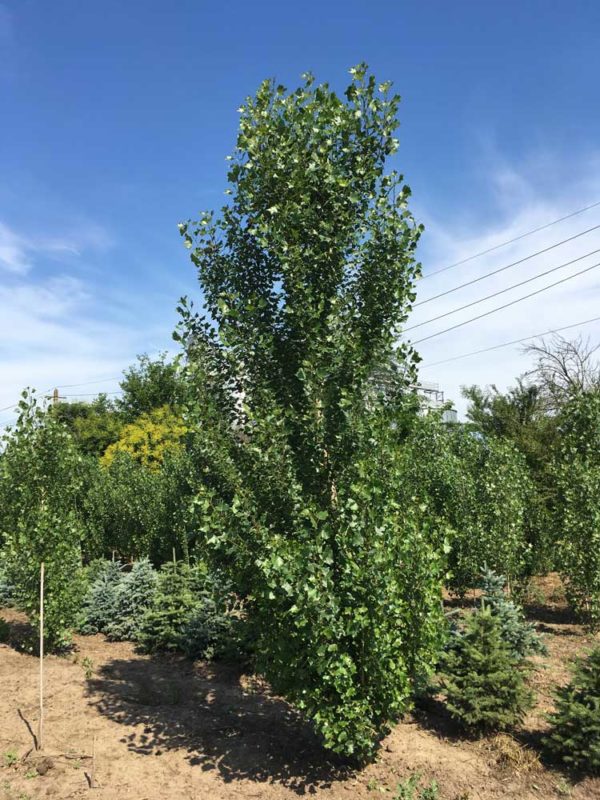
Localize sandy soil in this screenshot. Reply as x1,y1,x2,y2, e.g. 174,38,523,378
1,574,599,800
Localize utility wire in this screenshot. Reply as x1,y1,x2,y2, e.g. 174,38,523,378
53,391,123,398
0,390,123,418
411,259,600,345
420,314,600,369
406,247,600,333
416,223,600,307
51,376,121,390
422,199,600,280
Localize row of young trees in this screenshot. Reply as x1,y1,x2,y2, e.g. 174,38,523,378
1,65,599,761
463,338,600,624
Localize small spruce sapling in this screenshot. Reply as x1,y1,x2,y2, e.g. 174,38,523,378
181,567,248,661
441,605,533,734
480,567,546,657
139,562,196,652
106,558,158,642
545,647,600,773
78,560,123,635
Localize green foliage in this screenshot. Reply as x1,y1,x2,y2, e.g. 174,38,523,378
180,570,248,661
117,352,184,422
554,391,600,627
480,567,546,657
394,773,439,800
78,558,242,659
450,432,530,591
78,560,123,635
139,562,197,652
51,395,123,457
545,647,600,773
463,381,558,575
83,452,191,562
440,606,533,734
0,392,86,650
397,416,530,593
0,555,13,606
106,558,158,641
178,64,444,759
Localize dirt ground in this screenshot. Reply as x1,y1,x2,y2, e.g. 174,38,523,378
1,574,599,800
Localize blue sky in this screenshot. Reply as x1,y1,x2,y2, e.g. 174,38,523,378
1,0,600,421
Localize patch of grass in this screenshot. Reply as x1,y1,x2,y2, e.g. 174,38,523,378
3,750,18,768
81,656,94,680
555,778,572,796
367,777,388,792
394,773,439,800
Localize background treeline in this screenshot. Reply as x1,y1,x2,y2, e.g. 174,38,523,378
1,340,598,768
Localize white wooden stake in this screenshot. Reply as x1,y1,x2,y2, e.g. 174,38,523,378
39,561,44,751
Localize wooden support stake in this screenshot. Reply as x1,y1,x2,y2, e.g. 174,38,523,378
90,734,96,789
38,561,44,751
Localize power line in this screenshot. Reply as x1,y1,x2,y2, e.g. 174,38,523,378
411,259,600,346
405,247,600,333
52,376,121,390
422,199,600,280
415,223,600,307
0,390,123,420
420,314,600,369
56,391,123,398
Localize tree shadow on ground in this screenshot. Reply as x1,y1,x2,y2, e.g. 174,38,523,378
85,654,353,795
1,614,37,653
412,695,468,742
522,601,578,627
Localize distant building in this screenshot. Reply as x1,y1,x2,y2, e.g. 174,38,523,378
369,363,458,423
415,380,457,423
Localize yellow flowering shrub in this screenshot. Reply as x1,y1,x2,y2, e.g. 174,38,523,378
101,405,187,470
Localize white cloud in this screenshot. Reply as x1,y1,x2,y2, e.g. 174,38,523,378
0,274,138,425
0,219,113,274
0,222,31,273
411,153,600,416
0,219,149,428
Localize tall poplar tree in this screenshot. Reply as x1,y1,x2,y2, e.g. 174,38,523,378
177,65,444,759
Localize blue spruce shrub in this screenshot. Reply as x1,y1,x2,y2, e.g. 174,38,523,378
78,560,123,635
480,567,546,657
105,558,158,641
